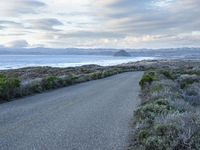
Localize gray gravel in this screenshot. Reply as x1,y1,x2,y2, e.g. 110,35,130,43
0,72,143,150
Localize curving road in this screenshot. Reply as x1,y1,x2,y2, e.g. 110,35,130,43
0,72,143,150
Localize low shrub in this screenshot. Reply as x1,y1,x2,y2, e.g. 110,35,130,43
89,72,103,80
168,99,193,112
0,74,20,100
183,83,200,105
159,69,174,80
80,68,91,74
139,71,156,89
41,76,63,90
63,74,78,85
29,83,43,93
178,74,200,89
131,69,200,150
134,99,174,124
133,111,200,150
101,70,113,78
156,112,200,150
133,121,180,150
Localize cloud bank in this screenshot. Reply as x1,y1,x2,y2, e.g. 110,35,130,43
0,0,199,48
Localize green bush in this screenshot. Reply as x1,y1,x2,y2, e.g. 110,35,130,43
144,136,166,150
133,120,180,150
160,70,174,80
154,124,178,137
180,78,199,89
80,68,91,73
134,99,174,123
139,71,156,88
89,72,103,80
150,83,163,93
41,76,63,90
63,74,77,85
0,74,20,100
101,70,113,77
137,129,150,143
29,83,43,93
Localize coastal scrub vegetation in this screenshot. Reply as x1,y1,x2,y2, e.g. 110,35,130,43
0,65,135,101
0,74,20,100
139,70,157,89
0,60,199,103
129,67,200,150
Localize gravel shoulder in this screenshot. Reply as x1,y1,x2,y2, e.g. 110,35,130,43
0,72,143,150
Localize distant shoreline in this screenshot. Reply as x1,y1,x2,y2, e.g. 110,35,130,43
0,54,156,70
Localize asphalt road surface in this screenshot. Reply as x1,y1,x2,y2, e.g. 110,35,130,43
0,72,143,150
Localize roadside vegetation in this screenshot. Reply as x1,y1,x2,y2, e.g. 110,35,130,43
129,66,200,150
0,65,136,102
1,59,200,103
0,74,20,100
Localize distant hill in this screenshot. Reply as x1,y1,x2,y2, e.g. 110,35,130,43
0,47,200,59
114,50,131,57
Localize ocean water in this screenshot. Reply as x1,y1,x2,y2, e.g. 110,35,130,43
0,55,155,70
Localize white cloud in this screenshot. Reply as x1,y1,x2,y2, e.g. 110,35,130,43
5,40,29,48
0,0,46,17
153,0,174,8
26,18,63,31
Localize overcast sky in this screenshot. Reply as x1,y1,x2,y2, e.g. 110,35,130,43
0,0,200,48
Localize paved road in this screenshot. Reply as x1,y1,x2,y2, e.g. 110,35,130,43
0,72,143,150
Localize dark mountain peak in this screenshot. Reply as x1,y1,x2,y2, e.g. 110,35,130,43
114,50,131,57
